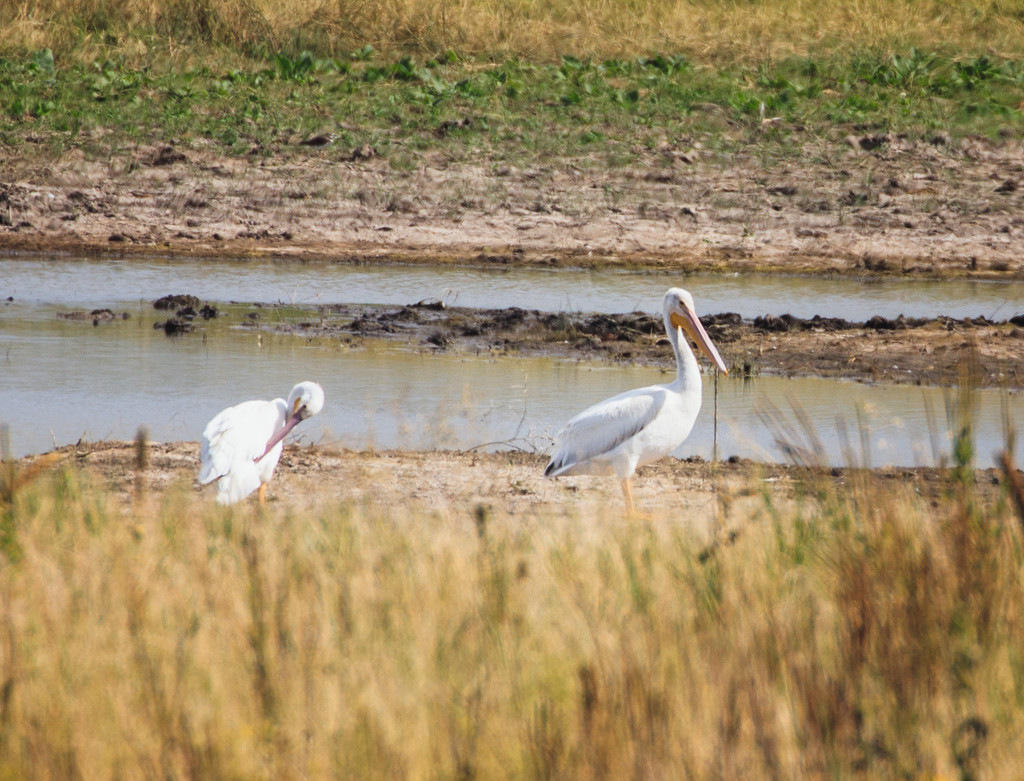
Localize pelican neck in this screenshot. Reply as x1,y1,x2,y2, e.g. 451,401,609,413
664,315,701,391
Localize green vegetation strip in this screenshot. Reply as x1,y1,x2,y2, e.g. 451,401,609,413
2,48,1022,168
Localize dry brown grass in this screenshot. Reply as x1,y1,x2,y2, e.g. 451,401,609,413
0,452,1022,779
4,0,1024,63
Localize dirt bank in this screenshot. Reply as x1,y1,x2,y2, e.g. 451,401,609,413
2,134,1024,278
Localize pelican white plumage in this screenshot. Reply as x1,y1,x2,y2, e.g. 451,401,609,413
199,381,325,504
544,288,727,514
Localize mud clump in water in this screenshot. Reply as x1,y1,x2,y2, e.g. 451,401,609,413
152,294,219,334
754,314,791,332
154,294,200,311
484,307,531,330
579,313,661,342
426,330,452,348
57,308,131,325
155,318,193,336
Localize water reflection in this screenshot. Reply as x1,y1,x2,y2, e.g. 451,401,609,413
3,256,1023,320
1,308,1020,467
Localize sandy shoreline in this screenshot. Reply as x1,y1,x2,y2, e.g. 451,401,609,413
14,441,1012,526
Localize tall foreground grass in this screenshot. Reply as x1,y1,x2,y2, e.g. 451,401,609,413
4,0,1024,63
1,455,1023,778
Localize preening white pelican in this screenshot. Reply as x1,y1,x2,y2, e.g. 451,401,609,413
199,381,325,504
545,288,727,514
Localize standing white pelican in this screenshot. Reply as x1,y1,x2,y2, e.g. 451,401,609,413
199,381,325,504
544,288,727,514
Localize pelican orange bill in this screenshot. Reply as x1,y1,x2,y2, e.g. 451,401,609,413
670,307,728,374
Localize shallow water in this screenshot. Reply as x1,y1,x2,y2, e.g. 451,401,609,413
1,302,1020,467
3,256,1024,320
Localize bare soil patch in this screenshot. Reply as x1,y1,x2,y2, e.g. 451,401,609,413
17,441,1011,528
2,134,1024,278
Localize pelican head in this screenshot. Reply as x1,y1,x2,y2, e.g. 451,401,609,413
288,381,326,421
664,288,728,374
256,381,325,462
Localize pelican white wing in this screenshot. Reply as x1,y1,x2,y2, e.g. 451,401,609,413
545,387,666,477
